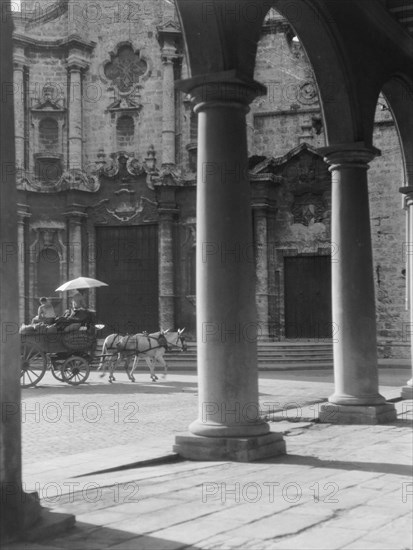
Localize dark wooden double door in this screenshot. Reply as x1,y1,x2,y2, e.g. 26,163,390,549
96,225,159,335
284,255,332,339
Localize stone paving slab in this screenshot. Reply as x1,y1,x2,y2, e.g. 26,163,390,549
4,374,412,550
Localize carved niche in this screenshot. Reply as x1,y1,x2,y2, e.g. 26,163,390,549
292,192,326,226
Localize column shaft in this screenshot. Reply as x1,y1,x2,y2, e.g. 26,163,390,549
400,190,413,398
0,8,41,541
13,64,25,168
68,68,82,170
161,57,176,165
253,207,269,340
173,75,285,460
17,208,30,324
330,158,383,404
192,102,267,437
158,209,176,329
319,145,396,424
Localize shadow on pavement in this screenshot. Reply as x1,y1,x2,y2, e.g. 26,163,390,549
261,453,413,476
8,521,202,550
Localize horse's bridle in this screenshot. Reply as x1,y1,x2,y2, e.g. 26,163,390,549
163,333,187,352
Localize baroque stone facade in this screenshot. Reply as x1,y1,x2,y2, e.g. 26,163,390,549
12,1,407,355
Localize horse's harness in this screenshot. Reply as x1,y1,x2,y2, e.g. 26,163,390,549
115,332,186,354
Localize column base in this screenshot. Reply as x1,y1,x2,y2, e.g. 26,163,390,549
319,402,397,424
1,491,75,544
401,385,413,400
173,431,286,462
23,508,75,543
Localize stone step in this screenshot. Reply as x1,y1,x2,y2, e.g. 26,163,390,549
94,340,335,371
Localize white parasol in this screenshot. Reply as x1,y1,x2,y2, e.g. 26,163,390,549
55,277,108,292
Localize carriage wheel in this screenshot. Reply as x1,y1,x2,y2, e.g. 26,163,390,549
20,343,47,388
61,356,90,385
50,360,65,382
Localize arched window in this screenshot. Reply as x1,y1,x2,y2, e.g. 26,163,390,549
39,118,58,152
116,115,134,150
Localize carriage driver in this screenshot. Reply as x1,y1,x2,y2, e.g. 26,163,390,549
71,288,87,310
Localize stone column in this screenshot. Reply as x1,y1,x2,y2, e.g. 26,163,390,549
67,60,84,170
65,208,85,280
252,203,270,340
399,186,413,399
158,203,177,330
161,48,177,165
17,205,31,324
0,7,74,542
13,47,26,169
173,73,286,461
319,144,397,423
157,22,181,166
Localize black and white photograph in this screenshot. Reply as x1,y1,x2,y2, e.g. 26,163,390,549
0,0,412,548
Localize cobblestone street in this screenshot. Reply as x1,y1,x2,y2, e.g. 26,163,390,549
21,369,407,464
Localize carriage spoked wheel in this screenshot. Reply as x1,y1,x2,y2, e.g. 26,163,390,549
20,343,47,388
50,360,65,382
61,355,90,385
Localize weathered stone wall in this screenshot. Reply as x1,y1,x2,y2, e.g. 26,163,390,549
13,4,408,354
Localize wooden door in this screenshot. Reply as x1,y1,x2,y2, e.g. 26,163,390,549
284,255,332,338
95,225,159,335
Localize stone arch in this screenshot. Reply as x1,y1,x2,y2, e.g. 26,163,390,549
382,75,413,186
268,1,361,144
175,0,360,144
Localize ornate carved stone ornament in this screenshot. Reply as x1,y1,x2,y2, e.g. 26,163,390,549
98,151,156,185
31,83,66,112
90,194,158,224
104,44,148,93
16,167,100,193
107,90,143,113
292,192,326,226
298,81,319,106
150,163,185,189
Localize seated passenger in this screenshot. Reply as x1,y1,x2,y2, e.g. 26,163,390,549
71,289,87,310
32,297,56,325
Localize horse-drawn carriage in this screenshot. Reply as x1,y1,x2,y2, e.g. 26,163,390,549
20,319,98,388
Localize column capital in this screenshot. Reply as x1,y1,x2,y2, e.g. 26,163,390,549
399,185,413,207
67,55,89,72
64,206,87,221
158,207,179,220
17,203,31,221
176,69,266,110
318,143,381,171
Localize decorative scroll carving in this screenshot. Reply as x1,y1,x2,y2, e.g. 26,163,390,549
16,168,100,193
99,152,149,180
89,194,159,225
149,163,185,189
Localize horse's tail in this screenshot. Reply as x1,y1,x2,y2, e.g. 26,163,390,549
99,334,119,372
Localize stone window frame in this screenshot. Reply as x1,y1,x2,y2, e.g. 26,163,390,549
101,41,152,93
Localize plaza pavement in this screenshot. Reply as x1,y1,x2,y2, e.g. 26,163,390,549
3,369,413,550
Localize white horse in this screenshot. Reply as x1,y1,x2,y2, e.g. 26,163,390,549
98,329,186,383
